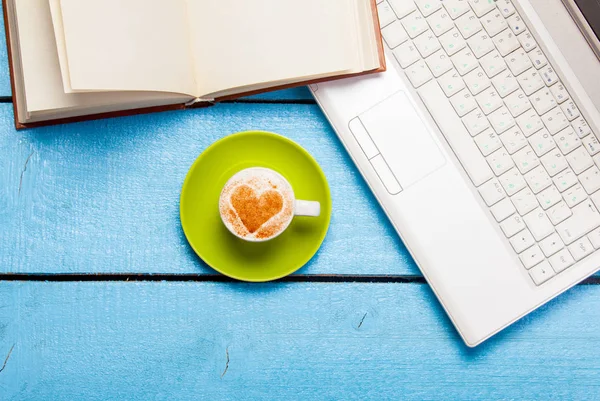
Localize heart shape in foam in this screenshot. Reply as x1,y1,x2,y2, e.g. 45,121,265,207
230,185,284,233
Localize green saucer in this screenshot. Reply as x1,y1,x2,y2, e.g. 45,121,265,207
180,131,332,282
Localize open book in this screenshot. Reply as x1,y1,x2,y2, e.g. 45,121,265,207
3,0,385,128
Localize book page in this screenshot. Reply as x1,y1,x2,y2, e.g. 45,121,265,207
186,0,362,97
12,0,191,116
58,0,196,95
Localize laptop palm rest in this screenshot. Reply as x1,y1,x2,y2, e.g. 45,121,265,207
348,90,446,194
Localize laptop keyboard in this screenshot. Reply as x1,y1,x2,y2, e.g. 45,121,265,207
376,0,600,286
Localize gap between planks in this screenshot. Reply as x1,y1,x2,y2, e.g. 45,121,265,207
0,274,599,285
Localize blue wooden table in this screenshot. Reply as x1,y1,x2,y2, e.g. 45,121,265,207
1,13,600,401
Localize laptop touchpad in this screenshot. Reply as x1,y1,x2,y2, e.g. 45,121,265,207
348,90,446,194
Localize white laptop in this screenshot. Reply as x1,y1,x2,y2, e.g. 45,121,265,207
311,0,600,346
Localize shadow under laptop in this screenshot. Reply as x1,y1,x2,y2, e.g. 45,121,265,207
422,281,595,356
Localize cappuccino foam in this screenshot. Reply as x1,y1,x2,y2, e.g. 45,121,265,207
219,169,294,240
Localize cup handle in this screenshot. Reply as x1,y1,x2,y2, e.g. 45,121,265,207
295,200,320,217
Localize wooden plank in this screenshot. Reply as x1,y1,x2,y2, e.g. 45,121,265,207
243,87,312,101
0,11,311,100
0,8,10,97
1,282,600,399
0,103,417,275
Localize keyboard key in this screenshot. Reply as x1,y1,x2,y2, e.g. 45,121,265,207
480,9,507,37
524,207,554,240
530,88,557,115
540,232,564,257
382,21,409,48
401,11,429,38
450,89,477,116
500,126,527,154
572,117,592,139
537,185,562,210
517,30,537,52
588,227,600,248
505,48,533,76
487,148,514,175
528,48,548,69
437,69,465,96
418,80,494,185
553,169,578,192
504,89,531,117
541,66,559,86
499,167,526,195
541,107,569,135
529,261,556,285
540,151,568,177
414,30,442,57
378,1,398,28
425,50,454,77
491,70,519,97
427,9,454,36
478,178,506,205
510,229,535,253
550,83,569,104
555,127,581,155
582,134,600,156
524,165,552,194
393,41,420,68
517,68,545,96
462,108,490,135
439,28,467,55
560,100,580,121
468,0,496,17
464,67,491,95
475,88,503,115
528,129,556,157
491,198,516,221
549,249,575,273
568,237,594,261
516,110,544,137
547,201,572,225
497,0,516,18
592,190,600,211
455,11,483,38
415,0,442,16
488,106,515,133
405,60,434,87
480,50,507,78
389,0,417,19
519,244,545,269
501,214,526,237
579,166,600,194
474,128,502,156
493,29,520,56
451,48,478,75
513,146,540,174
556,200,600,244
467,31,495,58
512,188,538,215
566,146,594,174
564,184,588,208
506,13,525,36
443,0,471,19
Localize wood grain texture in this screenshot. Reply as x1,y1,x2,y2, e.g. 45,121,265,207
1,282,600,400
0,8,10,98
0,103,417,275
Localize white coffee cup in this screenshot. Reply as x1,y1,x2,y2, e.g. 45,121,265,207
219,167,320,242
